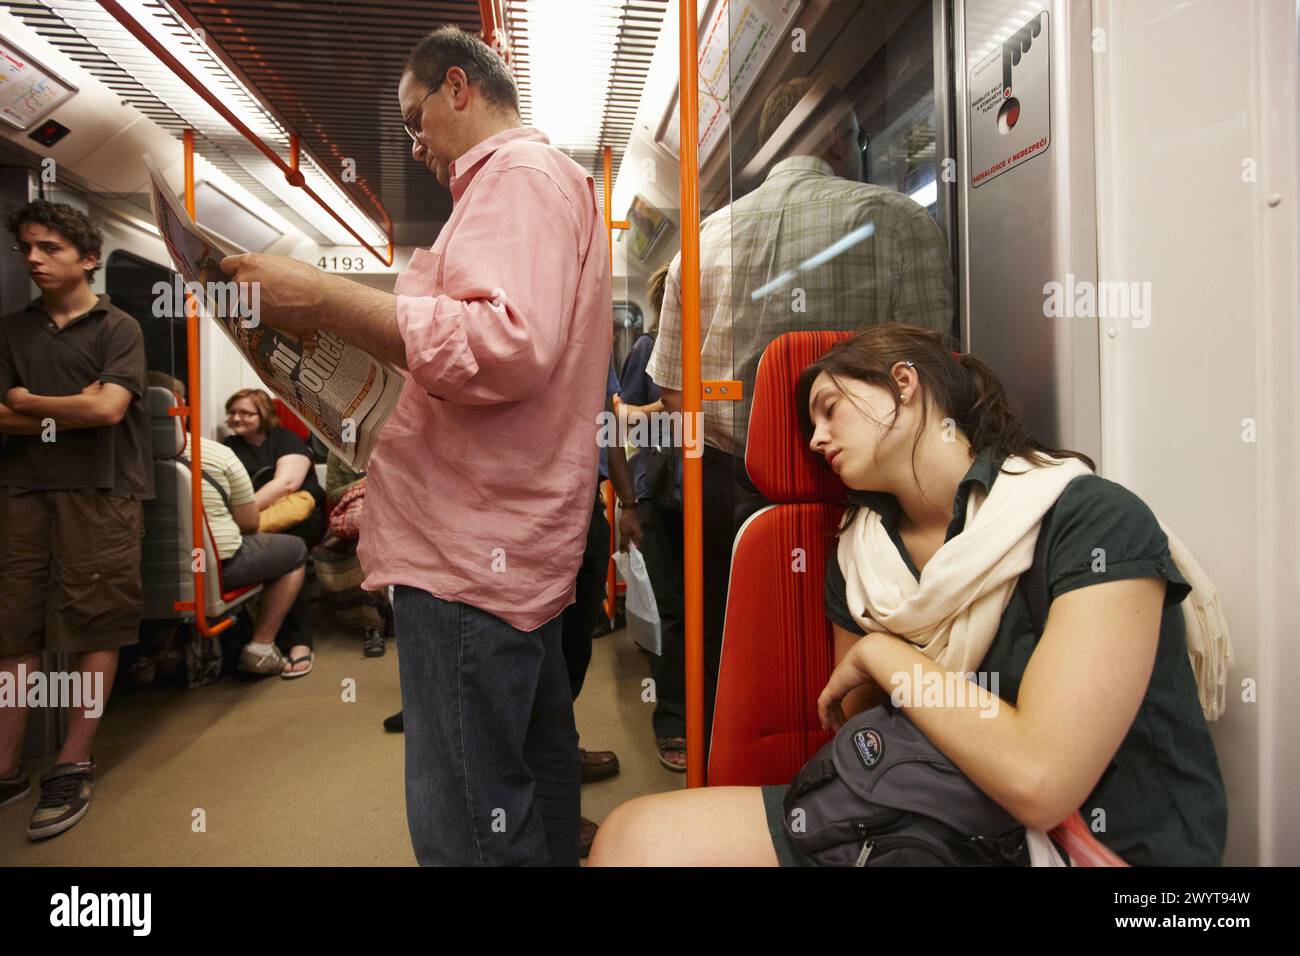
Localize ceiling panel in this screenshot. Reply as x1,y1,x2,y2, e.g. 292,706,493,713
175,0,482,245
5,0,672,249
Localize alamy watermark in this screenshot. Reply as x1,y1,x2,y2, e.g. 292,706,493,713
1043,273,1151,328
888,664,1000,718
50,886,150,936
595,407,704,458
0,666,103,718
152,275,260,328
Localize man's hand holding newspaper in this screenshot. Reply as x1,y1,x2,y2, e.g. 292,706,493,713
213,253,337,339
144,155,402,470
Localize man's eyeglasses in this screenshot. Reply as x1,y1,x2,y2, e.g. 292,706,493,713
403,81,443,143
841,126,868,153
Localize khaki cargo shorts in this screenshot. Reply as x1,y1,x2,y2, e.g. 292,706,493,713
0,488,144,656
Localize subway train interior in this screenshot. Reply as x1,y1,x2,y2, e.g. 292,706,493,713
0,0,1296,880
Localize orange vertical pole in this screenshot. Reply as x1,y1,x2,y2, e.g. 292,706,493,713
678,0,705,788
182,129,230,638
604,145,614,270
603,145,618,624
183,130,207,634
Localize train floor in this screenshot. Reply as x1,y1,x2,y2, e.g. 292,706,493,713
0,613,685,865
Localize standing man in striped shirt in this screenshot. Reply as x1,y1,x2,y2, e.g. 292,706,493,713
222,26,611,866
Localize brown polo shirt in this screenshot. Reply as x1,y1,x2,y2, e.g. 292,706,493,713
0,293,153,499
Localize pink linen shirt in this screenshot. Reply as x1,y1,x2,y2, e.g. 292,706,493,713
358,126,612,631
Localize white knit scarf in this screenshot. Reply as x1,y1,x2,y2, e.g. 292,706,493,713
838,455,1231,720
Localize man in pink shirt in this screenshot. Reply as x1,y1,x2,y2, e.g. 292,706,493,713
222,26,610,866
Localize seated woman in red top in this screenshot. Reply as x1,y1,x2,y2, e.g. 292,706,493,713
222,389,326,549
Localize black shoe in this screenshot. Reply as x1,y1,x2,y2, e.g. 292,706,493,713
580,748,620,783
579,816,598,859
0,769,31,812
363,628,386,657
383,711,404,733
27,761,93,840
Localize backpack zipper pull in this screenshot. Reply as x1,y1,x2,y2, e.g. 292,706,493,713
854,835,875,867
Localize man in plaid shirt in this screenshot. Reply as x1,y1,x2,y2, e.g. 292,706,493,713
646,76,954,751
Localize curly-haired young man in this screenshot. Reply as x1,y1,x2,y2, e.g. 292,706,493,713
0,200,152,840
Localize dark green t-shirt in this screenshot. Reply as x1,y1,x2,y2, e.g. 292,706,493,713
0,295,153,499
823,453,1227,866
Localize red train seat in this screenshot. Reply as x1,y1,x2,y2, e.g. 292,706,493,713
708,330,853,786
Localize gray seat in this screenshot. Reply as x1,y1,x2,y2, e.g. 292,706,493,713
141,385,261,622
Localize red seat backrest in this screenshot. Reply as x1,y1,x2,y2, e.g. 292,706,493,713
275,399,311,441
708,330,853,786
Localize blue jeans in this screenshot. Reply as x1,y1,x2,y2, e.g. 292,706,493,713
393,586,580,866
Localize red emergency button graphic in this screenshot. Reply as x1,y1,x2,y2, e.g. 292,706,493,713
997,97,1020,133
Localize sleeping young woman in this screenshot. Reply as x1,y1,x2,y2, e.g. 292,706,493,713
588,324,1226,867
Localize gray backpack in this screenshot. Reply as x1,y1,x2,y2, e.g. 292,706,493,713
782,701,1029,866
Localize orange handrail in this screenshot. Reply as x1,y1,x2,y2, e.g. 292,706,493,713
178,129,233,638
678,0,705,788
98,0,395,267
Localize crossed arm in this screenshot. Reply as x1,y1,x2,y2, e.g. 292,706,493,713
0,401,41,434
0,381,133,435
822,577,1164,831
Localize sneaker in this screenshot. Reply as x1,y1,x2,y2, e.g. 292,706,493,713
237,641,287,676
383,711,404,733
27,762,93,840
0,769,31,812
362,628,386,657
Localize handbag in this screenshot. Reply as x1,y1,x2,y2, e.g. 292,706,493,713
258,490,315,533
781,701,1030,866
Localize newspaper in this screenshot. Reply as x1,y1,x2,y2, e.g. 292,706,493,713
143,154,402,470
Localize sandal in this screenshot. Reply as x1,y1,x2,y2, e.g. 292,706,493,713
281,652,314,679
657,737,687,773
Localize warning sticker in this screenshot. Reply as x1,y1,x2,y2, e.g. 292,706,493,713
968,9,1051,187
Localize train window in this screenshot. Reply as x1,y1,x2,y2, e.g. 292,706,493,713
105,250,187,381
708,0,957,484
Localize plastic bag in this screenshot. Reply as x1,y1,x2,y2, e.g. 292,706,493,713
612,543,661,655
